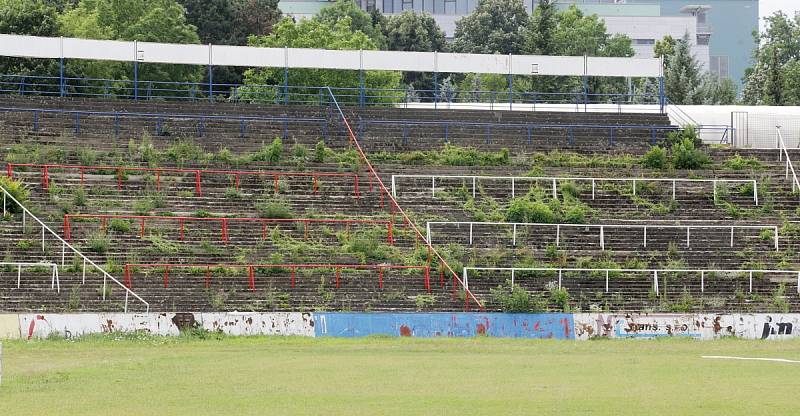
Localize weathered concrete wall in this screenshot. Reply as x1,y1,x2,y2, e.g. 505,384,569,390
573,313,800,341
314,313,575,339
18,312,314,339
0,314,20,339
4,313,799,340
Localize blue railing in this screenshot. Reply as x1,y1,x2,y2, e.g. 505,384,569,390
0,104,731,148
0,106,329,141
0,73,664,112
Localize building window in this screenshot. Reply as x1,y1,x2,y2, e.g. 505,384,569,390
634,39,655,45
710,55,729,79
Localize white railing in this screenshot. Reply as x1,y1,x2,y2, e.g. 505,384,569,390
462,267,800,295
1,184,149,312
776,126,800,198
0,262,59,292
391,174,759,205
426,221,779,251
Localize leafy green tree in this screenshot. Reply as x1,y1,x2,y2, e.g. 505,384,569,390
654,35,676,62
452,0,528,55
663,33,700,104
385,11,447,91
178,0,282,88
59,0,202,85
0,0,61,76
742,11,800,105
316,0,386,49
233,0,282,39
242,17,401,104
525,0,557,55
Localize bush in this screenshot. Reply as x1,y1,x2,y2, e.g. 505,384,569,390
252,137,283,163
724,154,763,170
73,187,87,207
664,125,702,148
641,146,669,169
0,176,30,213
109,219,131,233
491,281,532,312
671,138,709,169
256,200,293,219
88,232,110,254
313,141,327,163
506,199,556,223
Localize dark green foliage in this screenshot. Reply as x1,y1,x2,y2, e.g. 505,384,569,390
641,146,668,169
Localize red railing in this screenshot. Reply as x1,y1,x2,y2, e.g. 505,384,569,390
123,263,430,292
64,214,394,244
327,88,483,310
5,163,362,198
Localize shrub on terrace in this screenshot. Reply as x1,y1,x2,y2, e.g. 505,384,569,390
0,176,29,214
506,198,555,223
256,199,293,219
251,138,284,163
671,137,710,169
490,280,546,312
641,146,668,169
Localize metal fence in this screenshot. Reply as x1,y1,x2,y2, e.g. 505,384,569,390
426,221,779,251
462,267,800,296
391,174,759,205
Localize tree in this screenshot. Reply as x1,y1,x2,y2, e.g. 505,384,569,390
654,35,676,62
316,0,386,49
178,0,238,44
525,0,557,55
742,11,800,105
233,0,282,39
59,0,202,85
386,11,446,53
452,0,528,55
385,11,447,91
0,0,61,77
663,33,701,104
242,17,401,104
178,0,282,87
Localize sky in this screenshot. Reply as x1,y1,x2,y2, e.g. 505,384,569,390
760,0,800,31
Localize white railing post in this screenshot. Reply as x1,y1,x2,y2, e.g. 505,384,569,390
469,222,473,245
511,269,515,286
431,176,435,198
686,227,690,248
600,226,605,250
653,270,659,296
643,226,647,248
730,226,734,248
632,179,636,196
775,227,780,251
552,178,557,200
672,180,676,200
591,179,596,200
605,270,609,293
391,175,396,198
16,265,21,288
472,176,476,198
426,222,432,244
463,268,469,291
712,180,717,202
753,181,758,205
558,269,562,289
749,271,753,293
511,177,515,198
512,224,517,246
556,224,560,246
701,270,705,293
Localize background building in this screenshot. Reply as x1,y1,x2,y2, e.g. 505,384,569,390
279,0,757,85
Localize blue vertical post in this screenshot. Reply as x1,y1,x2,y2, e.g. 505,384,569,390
433,71,438,110
208,44,213,102
359,69,365,108
658,76,665,113
59,57,65,97
134,60,139,100
582,75,588,110
508,73,513,111
283,66,288,105
208,64,213,102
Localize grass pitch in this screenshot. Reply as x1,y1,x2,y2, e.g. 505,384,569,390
1,335,798,415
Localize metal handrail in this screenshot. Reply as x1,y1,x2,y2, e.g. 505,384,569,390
463,266,800,295
325,87,484,310
0,262,60,292
426,221,779,251
0,183,149,312
776,127,800,197
391,174,759,205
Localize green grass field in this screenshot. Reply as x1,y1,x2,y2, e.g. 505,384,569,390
1,335,799,415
